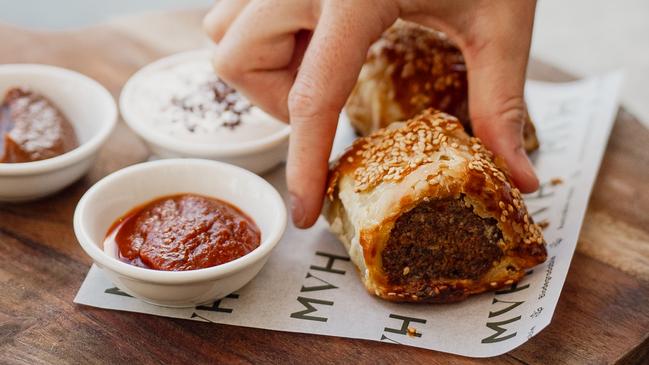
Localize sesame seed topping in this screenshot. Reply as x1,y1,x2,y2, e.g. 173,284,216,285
329,108,546,252
350,110,466,192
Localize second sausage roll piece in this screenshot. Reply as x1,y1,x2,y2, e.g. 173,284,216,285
324,109,547,303
345,20,540,153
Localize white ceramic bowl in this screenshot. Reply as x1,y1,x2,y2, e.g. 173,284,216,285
119,49,291,174
73,158,287,307
0,64,117,202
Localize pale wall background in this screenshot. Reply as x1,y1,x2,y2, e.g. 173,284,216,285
532,0,649,128
1,0,647,127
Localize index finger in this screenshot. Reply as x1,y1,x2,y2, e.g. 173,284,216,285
286,2,398,228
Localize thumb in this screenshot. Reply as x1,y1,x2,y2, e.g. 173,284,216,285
461,8,539,193
469,89,539,193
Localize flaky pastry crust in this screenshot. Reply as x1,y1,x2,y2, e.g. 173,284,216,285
324,109,546,303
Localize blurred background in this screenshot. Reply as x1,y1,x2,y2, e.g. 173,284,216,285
0,0,647,126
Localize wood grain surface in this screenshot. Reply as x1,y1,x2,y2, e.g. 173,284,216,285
1,9,648,365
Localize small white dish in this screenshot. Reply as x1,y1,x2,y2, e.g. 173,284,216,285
0,64,117,202
119,49,291,174
73,158,287,307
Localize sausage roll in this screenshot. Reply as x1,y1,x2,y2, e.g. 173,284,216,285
324,109,547,303
346,20,539,153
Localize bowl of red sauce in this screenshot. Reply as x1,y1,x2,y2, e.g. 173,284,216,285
73,159,287,307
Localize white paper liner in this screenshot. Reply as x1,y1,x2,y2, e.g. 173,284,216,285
75,72,623,357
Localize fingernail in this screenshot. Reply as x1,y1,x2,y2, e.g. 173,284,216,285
289,193,305,228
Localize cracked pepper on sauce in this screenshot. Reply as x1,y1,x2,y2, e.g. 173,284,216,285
105,194,261,271
0,87,78,163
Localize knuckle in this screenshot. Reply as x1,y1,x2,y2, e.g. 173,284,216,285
287,83,322,122
211,52,242,84
202,10,227,42
498,96,527,128
204,22,226,42
288,75,342,124
471,95,527,146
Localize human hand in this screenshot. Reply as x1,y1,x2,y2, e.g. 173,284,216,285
204,0,539,228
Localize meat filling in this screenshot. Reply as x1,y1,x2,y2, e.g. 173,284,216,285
382,196,503,284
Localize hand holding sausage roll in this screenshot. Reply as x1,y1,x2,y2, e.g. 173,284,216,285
204,0,540,228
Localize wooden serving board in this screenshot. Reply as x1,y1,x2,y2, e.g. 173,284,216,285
1,9,648,365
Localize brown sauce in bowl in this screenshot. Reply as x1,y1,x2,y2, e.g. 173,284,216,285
105,193,261,271
0,87,78,163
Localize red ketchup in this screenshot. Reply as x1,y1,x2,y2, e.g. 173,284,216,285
105,193,260,271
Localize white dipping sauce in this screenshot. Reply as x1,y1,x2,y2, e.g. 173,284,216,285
128,60,287,144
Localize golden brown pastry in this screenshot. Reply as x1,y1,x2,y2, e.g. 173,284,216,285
324,109,546,303
345,20,539,153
